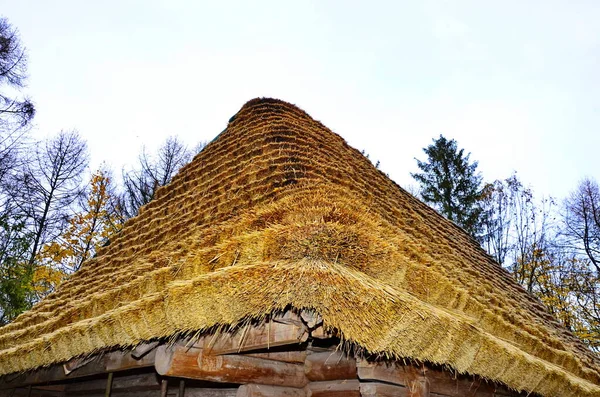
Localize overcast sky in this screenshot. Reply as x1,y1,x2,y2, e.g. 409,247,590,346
3,1,599,199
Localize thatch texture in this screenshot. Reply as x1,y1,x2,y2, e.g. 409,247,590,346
0,98,598,396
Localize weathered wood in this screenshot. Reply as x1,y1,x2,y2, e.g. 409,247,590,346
155,344,307,388
309,326,330,340
357,360,512,397
105,349,157,372
245,350,307,364
131,342,160,360
160,379,168,397
184,389,238,397
236,384,305,397
65,373,160,394
63,356,95,375
304,351,356,381
0,349,155,390
179,379,185,397
105,372,114,397
1,386,64,397
357,359,411,385
407,376,429,397
300,312,322,329
359,382,409,397
305,380,360,397
205,313,308,355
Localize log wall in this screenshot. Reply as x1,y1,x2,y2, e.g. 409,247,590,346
0,312,529,397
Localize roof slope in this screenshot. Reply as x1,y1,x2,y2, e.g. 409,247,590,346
0,98,598,396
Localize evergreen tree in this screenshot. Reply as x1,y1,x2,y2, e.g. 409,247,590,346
411,135,483,236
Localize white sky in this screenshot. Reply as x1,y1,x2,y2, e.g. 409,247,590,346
2,1,599,199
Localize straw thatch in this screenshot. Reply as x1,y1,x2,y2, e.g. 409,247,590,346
0,98,598,396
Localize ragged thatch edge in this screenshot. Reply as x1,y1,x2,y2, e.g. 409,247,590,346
0,260,597,397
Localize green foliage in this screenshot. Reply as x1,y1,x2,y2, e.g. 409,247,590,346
412,135,483,236
0,215,33,324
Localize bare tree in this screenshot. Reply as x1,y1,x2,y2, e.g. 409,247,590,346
564,178,600,273
13,131,88,266
0,17,33,209
0,17,34,131
480,178,514,265
119,136,201,219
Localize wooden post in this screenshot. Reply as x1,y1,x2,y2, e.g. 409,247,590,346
104,372,113,397
179,379,185,397
161,379,168,397
26,385,32,397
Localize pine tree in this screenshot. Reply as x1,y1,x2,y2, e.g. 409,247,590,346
411,135,483,236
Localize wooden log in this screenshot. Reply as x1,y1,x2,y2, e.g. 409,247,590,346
357,359,411,385
309,326,331,340
0,386,64,397
245,350,307,364
359,382,409,397
304,351,356,381
300,311,322,329
183,389,238,397
236,384,305,397
357,360,505,397
63,356,95,375
65,373,160,394
155,344,307,388
205,313,308,355
105,348,157,372
357,362,430,396
407,376,429,397
0,349,155,390
305,380,360,397
131,342,160,360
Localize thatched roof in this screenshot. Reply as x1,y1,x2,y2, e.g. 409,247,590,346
0,98,598,396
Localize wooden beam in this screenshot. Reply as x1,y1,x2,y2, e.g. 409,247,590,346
300,312,322,329
357,360,511,397
0,349,155,390
204,313,308,355
131,342,160,360
359,382,409,397
305,380,360,397
105,348,157,372
304,351,356,381
155,344,307,388
245,350,307,364
65,373,160,395
63,356,95,375
236,384,305,397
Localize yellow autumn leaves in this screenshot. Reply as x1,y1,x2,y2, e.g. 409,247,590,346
34,171,122,297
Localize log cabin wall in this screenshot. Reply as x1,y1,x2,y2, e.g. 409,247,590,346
1,342,529,397
0,312,529,397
